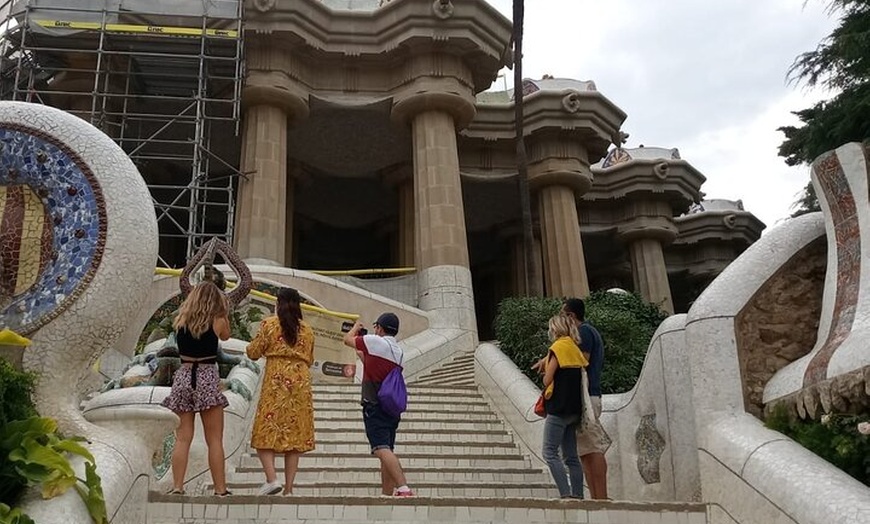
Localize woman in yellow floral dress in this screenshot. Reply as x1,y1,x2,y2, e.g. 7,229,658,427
246,287,315,496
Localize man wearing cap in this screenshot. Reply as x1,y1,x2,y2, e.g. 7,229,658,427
343,312,414,497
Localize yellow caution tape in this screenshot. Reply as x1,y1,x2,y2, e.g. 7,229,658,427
35,20,238,38
153,267,359,321
0,328,32,347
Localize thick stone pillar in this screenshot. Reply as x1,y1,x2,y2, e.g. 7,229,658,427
391,53,477,335
617,199,677,314
628,237,674,314
397,178,415,267
538,185,589,297
528,136,594,298
410,110,470,269
234,104,289,264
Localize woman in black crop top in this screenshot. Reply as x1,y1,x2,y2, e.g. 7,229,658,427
161,281,232,496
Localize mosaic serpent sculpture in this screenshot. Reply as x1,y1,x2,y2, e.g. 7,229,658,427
0,102,162,523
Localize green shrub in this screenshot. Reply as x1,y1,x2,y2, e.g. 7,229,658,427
0,359,36,428
493,291,668,394
766,404,870,486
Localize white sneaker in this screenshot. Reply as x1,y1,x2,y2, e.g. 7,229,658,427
257,481,283,496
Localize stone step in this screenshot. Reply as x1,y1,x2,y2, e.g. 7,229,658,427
147,493,709,524
305,429,514,444
209,482,559,498
313,405,493,416
314,419,505,432
313,399,493,412
230,466,550,484
263,440,520,455
312,391,484,402
312,410,500,422
414,362,474,377
411,375,476,387
238,452,531,469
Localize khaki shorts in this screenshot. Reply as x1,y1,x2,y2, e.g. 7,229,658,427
576,396,612,456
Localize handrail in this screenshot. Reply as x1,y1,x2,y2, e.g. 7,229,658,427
306,267,416,277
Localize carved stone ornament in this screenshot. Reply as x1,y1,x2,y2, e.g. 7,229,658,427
653,161,669,180
723,214,738,229
561,91,583,113
179,238,253,309
432,0,454,20
253,0,276,13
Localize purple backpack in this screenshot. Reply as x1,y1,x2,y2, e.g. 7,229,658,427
378,342,407,418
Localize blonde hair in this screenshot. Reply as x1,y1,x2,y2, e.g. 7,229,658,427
548,314,580,345
173,281,228,338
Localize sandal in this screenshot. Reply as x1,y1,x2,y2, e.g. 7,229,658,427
166,488,185,495
214,490,233,497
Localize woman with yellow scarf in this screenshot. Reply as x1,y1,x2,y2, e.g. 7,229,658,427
539,314,588,498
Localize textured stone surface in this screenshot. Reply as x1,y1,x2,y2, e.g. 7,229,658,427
734,237,826,417
635,414,666,484
0,101,159,523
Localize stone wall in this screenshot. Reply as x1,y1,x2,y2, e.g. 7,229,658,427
734,236,827,418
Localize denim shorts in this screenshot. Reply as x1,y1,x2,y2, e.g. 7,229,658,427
362,403,400,453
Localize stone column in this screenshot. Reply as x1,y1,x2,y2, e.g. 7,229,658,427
528,136,594,298
397,178,415,267
410,110,470,269
234,104,289,264
391,53,477,335
538,185,589,297
234,77,308,265
617,200,677,314
628,237,674,314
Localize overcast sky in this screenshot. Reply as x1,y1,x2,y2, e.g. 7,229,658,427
484,0,838,230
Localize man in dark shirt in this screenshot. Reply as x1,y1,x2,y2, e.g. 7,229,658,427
343,312,414,497
563,297,610,500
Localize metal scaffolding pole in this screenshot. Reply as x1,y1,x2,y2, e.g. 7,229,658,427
0,0,246,268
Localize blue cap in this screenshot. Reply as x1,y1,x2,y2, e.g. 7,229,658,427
375,312,400,335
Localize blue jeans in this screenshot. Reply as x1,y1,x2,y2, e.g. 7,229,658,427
542,413,584,498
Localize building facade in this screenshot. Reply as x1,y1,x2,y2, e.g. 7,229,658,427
0,0,764,334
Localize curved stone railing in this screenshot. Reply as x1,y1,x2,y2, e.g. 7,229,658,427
475,313,700,502
82,352,261,495
686,211,870,524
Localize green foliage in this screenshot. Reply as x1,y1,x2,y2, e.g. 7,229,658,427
0,360,37,428
790,181,822,218
779,1,870,207
230,306,265,342
0,504,34,524
0,417,107,524
493,296,563,388
766,405,870,486
493,292,668,394
585,291,670,394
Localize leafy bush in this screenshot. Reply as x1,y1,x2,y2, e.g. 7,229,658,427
0,359,36,428
766,405,870,486
493,291,668,394
0,417,107,524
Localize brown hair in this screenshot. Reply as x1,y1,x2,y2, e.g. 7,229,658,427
173,281,228,338
276,287,302,346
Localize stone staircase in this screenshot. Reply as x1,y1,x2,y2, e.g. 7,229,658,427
147,351,710,523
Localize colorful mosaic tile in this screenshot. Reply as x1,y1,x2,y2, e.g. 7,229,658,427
803,152,861,385
0,124,106,335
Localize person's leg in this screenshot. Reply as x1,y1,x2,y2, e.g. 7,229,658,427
542,415,571,497
379,460,394,495
561,419,584,498
170,412,195,492
373,448,407,489
256,449,277,483
282,452,300,494
581,452,608,499
200,406,227,494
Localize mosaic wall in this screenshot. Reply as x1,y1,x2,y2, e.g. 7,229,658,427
0,124,106,335
635,413,665,484
803,151,861,386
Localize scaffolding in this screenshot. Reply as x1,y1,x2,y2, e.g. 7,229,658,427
0,0,245,267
